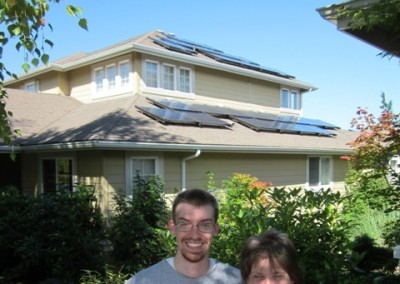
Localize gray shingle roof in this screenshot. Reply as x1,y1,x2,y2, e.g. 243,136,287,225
4,89,357,154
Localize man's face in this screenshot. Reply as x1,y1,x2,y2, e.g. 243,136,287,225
168,203,218,263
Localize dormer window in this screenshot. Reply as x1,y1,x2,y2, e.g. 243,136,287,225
143,58,194,96
281,88,301,110
25,81,38,92
91,58,133,99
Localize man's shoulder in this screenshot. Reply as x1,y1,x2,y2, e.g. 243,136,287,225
125,259,169,284
210,260,242,283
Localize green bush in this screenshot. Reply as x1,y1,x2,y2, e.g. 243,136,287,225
211,173,360,284
107,175,174,275
0,185,105,283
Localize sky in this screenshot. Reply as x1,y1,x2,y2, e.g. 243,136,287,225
3,0,399,130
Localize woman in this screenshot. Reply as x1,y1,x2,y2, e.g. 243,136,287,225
240,229,302,284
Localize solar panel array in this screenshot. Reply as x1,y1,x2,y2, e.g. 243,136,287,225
137,98,338,137
152,33,294,79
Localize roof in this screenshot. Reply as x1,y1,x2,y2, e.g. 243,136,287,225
317,0,400,58
4,30,316,92
3,89,358,155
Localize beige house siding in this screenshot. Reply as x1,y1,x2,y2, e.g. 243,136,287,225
69,65,92,103
195,66,281,110
332,156,349,193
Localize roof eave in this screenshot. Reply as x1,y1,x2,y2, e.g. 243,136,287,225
5,42,317,92
1,141,352,155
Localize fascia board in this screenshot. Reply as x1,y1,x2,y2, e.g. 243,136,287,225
4,141,352,155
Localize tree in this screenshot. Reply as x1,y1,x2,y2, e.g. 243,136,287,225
349,93,400,211
337,0,400,58
0,0,87,150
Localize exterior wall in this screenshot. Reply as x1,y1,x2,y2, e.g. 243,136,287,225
18,150,349,218
332,156,350,193
195,66,281,110
69,65,92,103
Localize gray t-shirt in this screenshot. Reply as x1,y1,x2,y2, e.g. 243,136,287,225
125,258,243,284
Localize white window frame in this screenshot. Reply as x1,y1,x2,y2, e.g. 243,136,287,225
39,155,77,194
178,67,192,93
306,156,333,190
24,81,38,92
144,60,159,88
91,57,133,99
106,64,117,90
162,63,176,90
125,154,164,198
281,88,302,111
142,57,195,98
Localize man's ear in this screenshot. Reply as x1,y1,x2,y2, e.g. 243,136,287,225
168,219,176,235
213,223,219,236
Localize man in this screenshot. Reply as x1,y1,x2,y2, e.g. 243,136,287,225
125,188,242,283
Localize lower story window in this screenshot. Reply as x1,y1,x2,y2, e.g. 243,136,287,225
308,157,332,189
42,158,73,193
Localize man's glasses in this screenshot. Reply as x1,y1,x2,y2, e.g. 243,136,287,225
175,222,215,233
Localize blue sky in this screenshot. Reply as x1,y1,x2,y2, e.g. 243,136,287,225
3,0,399,129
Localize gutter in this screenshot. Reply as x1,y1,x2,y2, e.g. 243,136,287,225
0,141,354,155
181,149,201,191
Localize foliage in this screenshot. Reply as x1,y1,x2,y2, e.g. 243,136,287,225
210,173,359,284
0,0,87,149
336,0,400,58
107,174,174,275
80,265,129,284
0,185,105,283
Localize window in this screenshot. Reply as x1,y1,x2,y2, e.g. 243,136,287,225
92,59,132,98
308,157,332,189
144,59,193,94
106,64,116,89
179,67,191,92
162,64,175,90
42,158,73,193
119,61,130,87
145,61,159,88
281,88,301,110
25,81,38,92
94,68,104,92
126,155,162,197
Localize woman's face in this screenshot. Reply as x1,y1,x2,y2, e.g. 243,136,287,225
247,258,293,284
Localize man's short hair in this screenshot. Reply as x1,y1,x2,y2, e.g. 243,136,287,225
172,189,219,222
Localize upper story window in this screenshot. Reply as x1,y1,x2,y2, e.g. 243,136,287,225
143,58,194,95
92,58,133,99
281,88,301,110
307,156,332,190
25,81,38,92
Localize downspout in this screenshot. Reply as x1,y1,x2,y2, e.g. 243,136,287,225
181,149,201,191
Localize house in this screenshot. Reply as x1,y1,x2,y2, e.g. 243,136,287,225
317,0,400,58
1,30,357,217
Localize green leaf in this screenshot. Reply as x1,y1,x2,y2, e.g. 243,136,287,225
22,63,30,73
31,58,39,67
79,18,88,31
41,53,49,65
44,39,54,48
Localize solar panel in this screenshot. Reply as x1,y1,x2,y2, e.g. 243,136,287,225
152,37,195,55
152,34,295,79
136,106,230,127
232,116,335,136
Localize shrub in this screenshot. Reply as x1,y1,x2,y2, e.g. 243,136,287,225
107,175,174,275
0,185,105,283
211,173,359,284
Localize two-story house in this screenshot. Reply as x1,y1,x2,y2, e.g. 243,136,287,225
2,30,357,216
